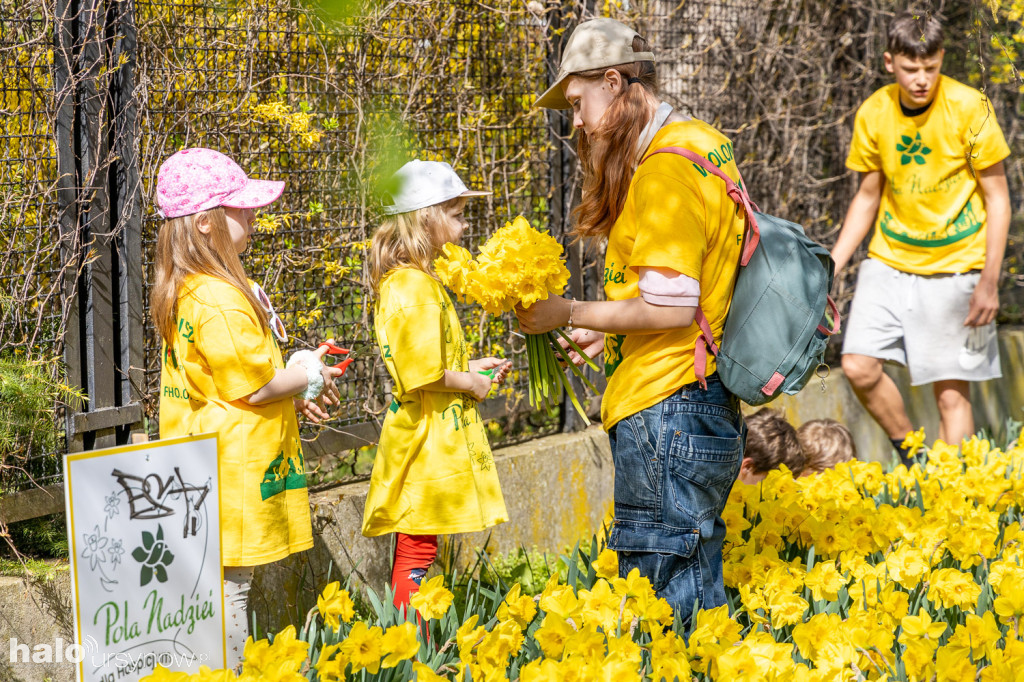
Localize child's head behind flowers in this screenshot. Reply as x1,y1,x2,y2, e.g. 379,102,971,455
739,408,804,484
798,419,856,475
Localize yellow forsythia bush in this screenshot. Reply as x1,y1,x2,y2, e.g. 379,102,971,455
144,428,1024,680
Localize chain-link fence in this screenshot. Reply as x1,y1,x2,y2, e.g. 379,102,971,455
1,0,1022,506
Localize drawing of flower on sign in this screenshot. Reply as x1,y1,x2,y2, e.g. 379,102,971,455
104,491,120,518
81,525,109,571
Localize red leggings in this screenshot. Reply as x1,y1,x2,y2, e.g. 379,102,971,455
391,533,438,611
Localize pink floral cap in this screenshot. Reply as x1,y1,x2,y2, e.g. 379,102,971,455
155,148,285,219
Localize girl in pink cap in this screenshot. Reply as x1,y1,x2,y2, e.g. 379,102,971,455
152,148,344,667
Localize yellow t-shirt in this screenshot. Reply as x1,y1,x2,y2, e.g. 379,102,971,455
847,75,1010,274
363,268,508,537
159,274,312,566
602,120,746,430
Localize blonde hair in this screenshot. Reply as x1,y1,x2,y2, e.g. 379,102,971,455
798,419,856,474
368,197,465,293
152,207,268,345
573,35,659,241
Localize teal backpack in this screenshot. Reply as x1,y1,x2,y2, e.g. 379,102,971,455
641,147,840,406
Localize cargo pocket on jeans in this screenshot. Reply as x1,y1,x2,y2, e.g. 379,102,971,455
668,432,743,523
608,522,701,595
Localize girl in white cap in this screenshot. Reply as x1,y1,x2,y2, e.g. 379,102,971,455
518,18,747,629
152,148,345,667
364,160,511,612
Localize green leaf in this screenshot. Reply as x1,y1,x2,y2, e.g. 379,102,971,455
901,135,914,145
914,155,926,164
131,547,147,563
921,146,932,155
162,550,174,566
142,531,154,548
155,564,168,583
901,154,912,165
140,565,153,586
896,143,907,152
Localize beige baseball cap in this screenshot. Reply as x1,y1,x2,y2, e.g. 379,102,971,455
536,18,655,110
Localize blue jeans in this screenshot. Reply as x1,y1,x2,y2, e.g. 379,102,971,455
606,373,744,631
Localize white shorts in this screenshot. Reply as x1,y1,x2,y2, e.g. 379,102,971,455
841,258,1001,386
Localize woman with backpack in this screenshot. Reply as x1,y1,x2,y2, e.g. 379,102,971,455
515,17,747,628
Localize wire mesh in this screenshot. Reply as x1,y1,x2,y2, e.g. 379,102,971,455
1,0,1022,497
134,0,559,483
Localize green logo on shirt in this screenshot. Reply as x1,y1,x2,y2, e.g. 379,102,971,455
897,133,932,165
605,334,625,377
260,451,307,500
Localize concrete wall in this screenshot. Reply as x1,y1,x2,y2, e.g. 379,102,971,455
0,571,73,682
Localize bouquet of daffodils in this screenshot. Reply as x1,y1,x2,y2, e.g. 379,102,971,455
434,216,599,423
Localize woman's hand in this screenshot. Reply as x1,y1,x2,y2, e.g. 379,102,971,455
470,357,512,385
515,295,571,335
559,328,604,366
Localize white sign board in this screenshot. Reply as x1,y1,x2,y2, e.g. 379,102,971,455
64,433,225,680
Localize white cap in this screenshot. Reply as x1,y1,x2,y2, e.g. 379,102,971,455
382,160,490,215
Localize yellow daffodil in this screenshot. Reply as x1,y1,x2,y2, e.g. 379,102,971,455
533,613,575,660
902,427,926,456
317,581,356,629
338,621,383,674
592,548,618,580
314,642,347,682
497,583,538,630
948,611,1001,659
380,621,419,668
409,575,453,620
803,559,847,601
900,608,947,644
411,661,449,682
927,567,982,611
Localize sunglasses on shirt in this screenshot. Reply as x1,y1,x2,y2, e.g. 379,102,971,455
251,282,288,343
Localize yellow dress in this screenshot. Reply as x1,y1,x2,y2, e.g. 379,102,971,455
159,274,313,566
362,268,508,537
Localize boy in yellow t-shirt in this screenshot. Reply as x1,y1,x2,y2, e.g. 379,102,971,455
831,10,1012,462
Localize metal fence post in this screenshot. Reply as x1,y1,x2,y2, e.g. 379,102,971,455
55,0,144,456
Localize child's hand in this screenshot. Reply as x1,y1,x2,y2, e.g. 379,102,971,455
313,341,345,407
294,397,330,424
467,371,493,401
470,357,512,385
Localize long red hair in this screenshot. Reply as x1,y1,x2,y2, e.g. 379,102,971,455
573,36,659,240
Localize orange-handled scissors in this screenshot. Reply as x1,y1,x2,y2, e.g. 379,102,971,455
317,341,360,376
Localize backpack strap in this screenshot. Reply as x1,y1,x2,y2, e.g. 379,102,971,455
639,146,757,391
640,146,761,266
818,296,842,336
692,308,719,390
